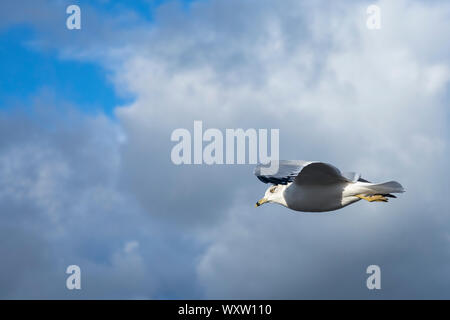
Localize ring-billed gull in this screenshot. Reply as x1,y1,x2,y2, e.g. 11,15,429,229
254,161,404,212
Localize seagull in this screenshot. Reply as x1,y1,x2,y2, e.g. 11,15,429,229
254,161,404,212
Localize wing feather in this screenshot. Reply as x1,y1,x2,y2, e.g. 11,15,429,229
254,161,355,185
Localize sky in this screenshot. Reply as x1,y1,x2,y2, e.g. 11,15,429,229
0,0,449,299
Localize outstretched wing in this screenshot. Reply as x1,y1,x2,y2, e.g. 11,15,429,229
254,160,309,184
254,161,357,185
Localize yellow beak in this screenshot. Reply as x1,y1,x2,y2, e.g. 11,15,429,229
255,198,268,207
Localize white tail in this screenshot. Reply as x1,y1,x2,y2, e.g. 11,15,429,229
355,181,405,195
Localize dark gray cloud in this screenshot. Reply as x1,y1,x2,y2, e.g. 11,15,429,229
0,97,202,299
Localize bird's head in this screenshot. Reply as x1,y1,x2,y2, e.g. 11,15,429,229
255,184,286,207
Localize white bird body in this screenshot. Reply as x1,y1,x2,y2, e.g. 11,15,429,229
285,182,354,212
255,161,404,213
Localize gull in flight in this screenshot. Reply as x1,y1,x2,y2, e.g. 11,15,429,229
254,161,404,212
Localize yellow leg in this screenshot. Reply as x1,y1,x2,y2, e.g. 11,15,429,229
355,194,388,202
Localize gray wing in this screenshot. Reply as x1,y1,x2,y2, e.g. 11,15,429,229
254,161,357,185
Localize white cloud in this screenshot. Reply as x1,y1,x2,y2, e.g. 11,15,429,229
102,0,450,298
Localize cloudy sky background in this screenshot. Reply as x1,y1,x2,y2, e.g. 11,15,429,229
0,0,449,299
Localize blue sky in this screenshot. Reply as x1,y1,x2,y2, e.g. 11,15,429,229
0,26,123,116
0,0,449,299
0,0,199,116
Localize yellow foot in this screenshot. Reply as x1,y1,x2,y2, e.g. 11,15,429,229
355,194,388,202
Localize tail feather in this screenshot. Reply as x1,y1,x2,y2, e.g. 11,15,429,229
356,181,405,196
383,193,397,198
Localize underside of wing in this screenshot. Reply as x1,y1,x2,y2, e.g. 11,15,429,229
254,161,354,185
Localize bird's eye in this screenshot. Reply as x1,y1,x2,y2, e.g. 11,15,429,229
269,186,277,193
